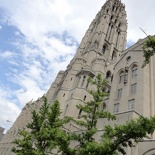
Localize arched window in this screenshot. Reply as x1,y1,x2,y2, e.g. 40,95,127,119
106,71,112,83
131,65,138,78
106,71,111,79
119,71,124,83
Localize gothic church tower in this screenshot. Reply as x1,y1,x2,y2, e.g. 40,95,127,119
46,0,127,119
0,1,131,155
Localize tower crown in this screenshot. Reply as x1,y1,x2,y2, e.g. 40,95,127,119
72,0,127,66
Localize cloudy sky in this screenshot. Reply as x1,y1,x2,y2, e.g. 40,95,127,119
0,0,154,131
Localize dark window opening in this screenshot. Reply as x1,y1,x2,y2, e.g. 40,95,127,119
84,95,86,101
86,81,89,89
106,71,111,79
111,75,113,82
108,25,113,41
102,45,107,54
78,109,82,119
64,105,68,116
81,76,86,87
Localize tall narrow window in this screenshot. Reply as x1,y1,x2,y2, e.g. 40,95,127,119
106,23,111,39
112,51,117,62
81,76,86,87
102,45,106,54
119,72,124,83
132,66,138,78
86,81,89,89
131,83,137,94
114,103,119,113
117,88,122,98
111,75,113,82
108,25,113,41
78,109,82,119
128,99,135,110
112,6,115,11
116,31,120,47
64,105,68,116
84,95,86,101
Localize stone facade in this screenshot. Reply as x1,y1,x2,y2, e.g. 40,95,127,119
0,127,4,141
0,0,155,154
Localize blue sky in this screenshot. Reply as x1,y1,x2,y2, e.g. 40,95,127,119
0,0,155,131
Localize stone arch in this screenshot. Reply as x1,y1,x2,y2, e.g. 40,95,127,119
106,70,112,79
117,69,125,84
102,43,108,54
106,70,113,83
130,63,138,78
143,149,155,155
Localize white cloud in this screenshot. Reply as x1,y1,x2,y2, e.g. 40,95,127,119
0,89,21,132
0,50,14,58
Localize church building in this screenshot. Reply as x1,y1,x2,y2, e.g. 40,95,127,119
1,0,155,154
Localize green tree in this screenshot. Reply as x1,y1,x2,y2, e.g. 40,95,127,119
12,97,73,155
142,36,155,67
13,74,155,155
69,74,155,155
